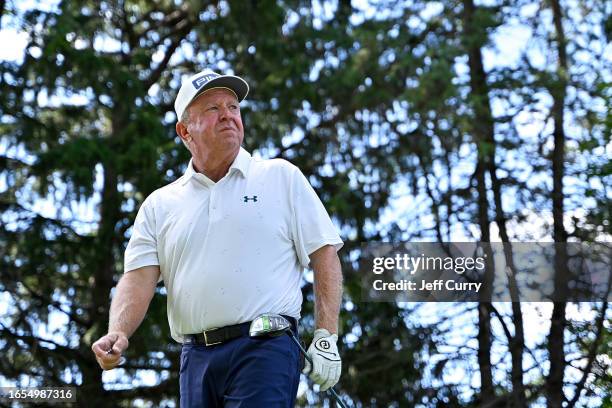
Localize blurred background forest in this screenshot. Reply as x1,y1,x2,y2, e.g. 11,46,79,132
0,0,610,407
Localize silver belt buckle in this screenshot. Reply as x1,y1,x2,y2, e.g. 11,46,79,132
203,328,222,346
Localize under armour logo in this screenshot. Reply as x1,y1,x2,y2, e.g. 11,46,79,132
243,195,258,203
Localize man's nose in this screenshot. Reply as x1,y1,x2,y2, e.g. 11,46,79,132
219,106,231,120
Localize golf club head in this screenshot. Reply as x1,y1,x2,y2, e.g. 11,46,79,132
249,313,291,338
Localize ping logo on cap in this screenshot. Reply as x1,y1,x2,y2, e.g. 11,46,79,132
192,73,220,89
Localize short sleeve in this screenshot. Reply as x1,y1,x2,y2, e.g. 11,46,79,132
290,167,343,267
124,195,160,273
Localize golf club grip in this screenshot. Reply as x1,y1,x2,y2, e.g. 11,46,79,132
287,333,348,408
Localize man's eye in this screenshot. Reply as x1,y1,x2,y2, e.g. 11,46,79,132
229,105,238,110
207,106,218,111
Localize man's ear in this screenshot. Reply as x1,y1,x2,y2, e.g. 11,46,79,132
176,121,191,143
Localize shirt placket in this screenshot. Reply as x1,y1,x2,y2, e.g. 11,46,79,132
209,183,223,224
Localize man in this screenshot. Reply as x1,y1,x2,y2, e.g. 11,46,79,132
91,69,344,407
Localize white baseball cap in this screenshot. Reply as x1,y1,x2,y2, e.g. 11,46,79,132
174,69,249,121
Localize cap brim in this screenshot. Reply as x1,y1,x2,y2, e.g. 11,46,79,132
194,76,249,103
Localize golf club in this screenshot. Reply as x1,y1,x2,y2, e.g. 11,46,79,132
249,313,349,408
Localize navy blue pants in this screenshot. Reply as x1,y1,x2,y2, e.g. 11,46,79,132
179,332,301,407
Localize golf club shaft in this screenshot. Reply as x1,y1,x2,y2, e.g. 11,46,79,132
287,333,348,408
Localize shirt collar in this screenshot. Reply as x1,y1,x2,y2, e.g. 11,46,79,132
181,147,251,186
230,147,252,178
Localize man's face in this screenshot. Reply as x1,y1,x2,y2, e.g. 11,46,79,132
183,88,244,158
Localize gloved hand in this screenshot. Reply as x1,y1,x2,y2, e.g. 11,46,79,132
302,328,341,391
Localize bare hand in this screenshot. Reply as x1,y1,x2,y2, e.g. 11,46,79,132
91,332,129,370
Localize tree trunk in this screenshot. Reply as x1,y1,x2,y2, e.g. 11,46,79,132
546,0,569,406
462,0,528,403
487,110,527,408
462,0,495,401
492,186,527,406
80,111,123,406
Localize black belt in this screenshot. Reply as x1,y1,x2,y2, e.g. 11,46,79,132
183,315,297,346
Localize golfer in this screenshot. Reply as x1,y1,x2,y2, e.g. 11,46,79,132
91,69,344,407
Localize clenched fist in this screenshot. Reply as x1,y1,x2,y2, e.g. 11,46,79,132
91,332,129,370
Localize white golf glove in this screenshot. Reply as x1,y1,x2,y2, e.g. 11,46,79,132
302,328,341,391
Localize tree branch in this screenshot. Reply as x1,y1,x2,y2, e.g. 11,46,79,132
0,0,6,30
566,301,610,408
0,322,87,364
490,304,514,343
143,18,195,91
18,279,91,327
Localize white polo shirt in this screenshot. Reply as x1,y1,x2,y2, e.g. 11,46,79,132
124,147,343,343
